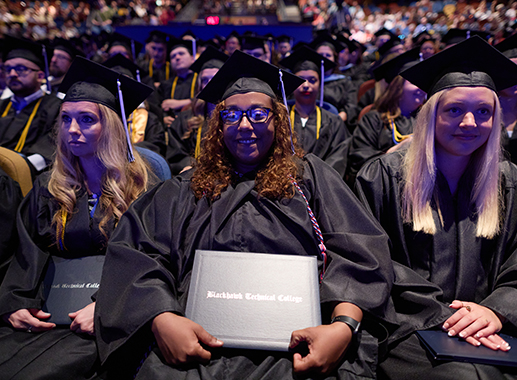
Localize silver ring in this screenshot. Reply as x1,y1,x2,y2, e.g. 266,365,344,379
27,326,32,333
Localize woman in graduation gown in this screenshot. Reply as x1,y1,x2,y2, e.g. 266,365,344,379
95,50,396,380
356,37,517,379
0,57,155,380
311,34,359,124
279,46,351,177
349,48,426,181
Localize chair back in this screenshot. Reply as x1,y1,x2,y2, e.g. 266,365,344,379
135,146,171,181
0,147,32,197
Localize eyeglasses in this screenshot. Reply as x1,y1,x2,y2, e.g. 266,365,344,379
220,107,273,125
2,65,39,76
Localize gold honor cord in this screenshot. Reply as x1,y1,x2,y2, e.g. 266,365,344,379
290,105,322,140
12,98,43,152
149,59,153,77
170,73,198,99
59,208,68,251
388,114,412,144
194,125,202,158
1,101,12,117
166,62,170,80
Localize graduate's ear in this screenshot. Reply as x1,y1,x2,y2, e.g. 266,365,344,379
37,70,45,81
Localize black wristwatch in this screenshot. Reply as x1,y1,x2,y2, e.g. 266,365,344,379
331,315,361,335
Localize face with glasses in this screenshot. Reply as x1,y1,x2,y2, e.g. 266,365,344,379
222,92,275,174
3,57,44,97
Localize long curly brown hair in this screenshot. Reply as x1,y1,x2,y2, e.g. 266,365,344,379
191,97,304,201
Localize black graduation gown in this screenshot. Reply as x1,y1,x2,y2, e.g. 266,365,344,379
341,62,371,90
137,57,170,85
291,106,351,176
95,154,395,380
323,75,359,122
165,108,209,175
348,110,415,178
0,94,61,165
0,173,114,380
0,167,23,286
157,71,196,103
356,152,517,379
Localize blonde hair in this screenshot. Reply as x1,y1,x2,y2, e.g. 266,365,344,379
49,103,152,247
402,87,502,238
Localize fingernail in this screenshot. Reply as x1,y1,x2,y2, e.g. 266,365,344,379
459,332,465,338
475,333,481,338
476,341,481,346
448,330,455,336
442,323,449,329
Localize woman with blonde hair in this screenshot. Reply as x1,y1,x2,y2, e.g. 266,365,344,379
0,57,155,379
95,50,395,380
356,36,517,379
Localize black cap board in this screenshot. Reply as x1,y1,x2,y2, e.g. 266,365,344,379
103,53,142,80
279,45,335,77
336,35,359,52
276,35,292,44
400,35,517,97
377,36,404,56
373,46,421,83
3,34,49,70
189,45,229,73
375,27,397,38
441,29,491,47
310,33,346,53
495,33,517,59
168,36,195,55
60,56,153,118
241,35,267,51
108,32,143,60
51,38,84,59
197,50,305,104
146,30,170,44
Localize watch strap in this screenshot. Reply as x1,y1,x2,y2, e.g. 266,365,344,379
331,315,361,335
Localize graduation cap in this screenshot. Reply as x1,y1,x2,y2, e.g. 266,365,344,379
292,41,309,51
373,47,422,83
189,45,229,73
146,30,170,44
181,30,196,40
375,27,397,38
336,34,359,53
414,30,435,44
168,36,195,56
3,34,50,71
103,53,142,81
310,33,346,53
378,36,404,56
494,33,517,59
279,46,335,107
198,50,304,104
51,38,84,59
226,30,241,43
108,32,143,61
59,57,154,161
441,28,491,47
241,35,268,51
276,34,292,45
400,35,517,98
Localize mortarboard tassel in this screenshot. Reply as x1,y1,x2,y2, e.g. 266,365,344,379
117,79,135,162
319,59,324,108
279,70,295,155
42,45,51,93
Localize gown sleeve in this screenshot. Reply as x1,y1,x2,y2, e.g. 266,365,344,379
0,174,54,316
95,177,192,364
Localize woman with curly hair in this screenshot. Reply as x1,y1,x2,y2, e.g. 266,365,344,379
0,57,155,379
349,48,426,181
95,50,395,379
356,37,517,379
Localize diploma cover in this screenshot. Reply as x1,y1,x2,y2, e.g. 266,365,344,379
417,330,517,367
185,250,321,351
42,255,105,325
